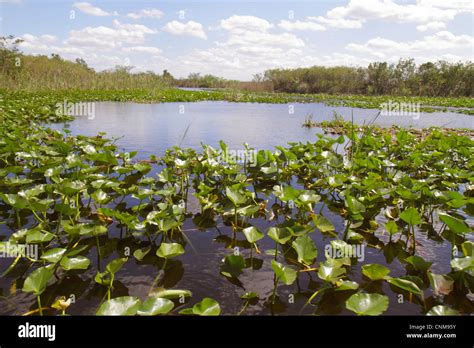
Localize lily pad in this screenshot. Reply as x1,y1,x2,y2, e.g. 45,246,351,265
96,296,141,316
345,293,389,316
156,243,185,259
137,297,174,316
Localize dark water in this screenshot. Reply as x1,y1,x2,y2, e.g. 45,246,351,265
1,101,472,316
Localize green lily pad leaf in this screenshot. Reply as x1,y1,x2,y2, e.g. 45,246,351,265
137,297,174,316
153,289,192,299
400,207,421,225
345,293,389,316
26,230,55,244
267,227,292,245
40,248,67,263
192,297,221,316
426,305,460,316
361,264,391,281
428,272,454,296
156,243,185,259
272,260,297,285
299,191,321,204
22,266,54,296
405,255,432,272
291,235,317,265
312,214,335,233
386,277,423,297
180,298,221,316
94,271,111,286
450,257,473,271
318,260,346,283
220,254,245,278
60,255,90,270
273,185,300,202
345,194,366,215
439,213,470,234
226,185,247,206
106,257,128,274
96,296,141,316
385,220,398,235
133,247,151,261
91,189,111,204
242,226,264,244
335,280,359,291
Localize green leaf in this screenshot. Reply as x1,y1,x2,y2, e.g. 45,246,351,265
335,280,359,291
153,289,192,299
192,297,221,316
242,226,264,244
60,255,90,270
312,214,335,233
267,227,292,244
137,297,174,316
180,298,221,316
272,260,297,285
299,191,321,204
439,213,470,234
156,243,185,259
386,277,423,298
385,220,398,235
291,235,317,265
361,264,391,281
220,255,245,278
345,194,366,215
40,248,66,263
462,241,474,257
450,257,473,271
318,260,346,283
426,305,459,316
400,207,421,225
225,185,247,206
106,257,128,274
405,255,432,272
96,296,141,316
133,247,151,261
22,266,54,296
91,189,110,204
26,230,55,244
345,293,389,316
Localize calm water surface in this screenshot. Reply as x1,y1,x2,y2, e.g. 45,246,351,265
1,102,471,316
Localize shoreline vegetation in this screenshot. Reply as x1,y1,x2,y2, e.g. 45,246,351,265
1,36,473,116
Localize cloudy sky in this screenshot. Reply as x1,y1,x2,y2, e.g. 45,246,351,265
1,0,473,80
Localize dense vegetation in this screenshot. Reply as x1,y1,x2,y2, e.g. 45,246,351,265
0,36,171,91
0,92,472,316
265,60,474,97
3,36,472,101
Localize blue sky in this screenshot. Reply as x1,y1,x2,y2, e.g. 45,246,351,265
1,0,472,79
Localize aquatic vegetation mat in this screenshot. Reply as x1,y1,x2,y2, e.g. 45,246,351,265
0,93,473,316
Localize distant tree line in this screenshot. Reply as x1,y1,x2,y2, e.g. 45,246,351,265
264,59,473,97
1,35,472,96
